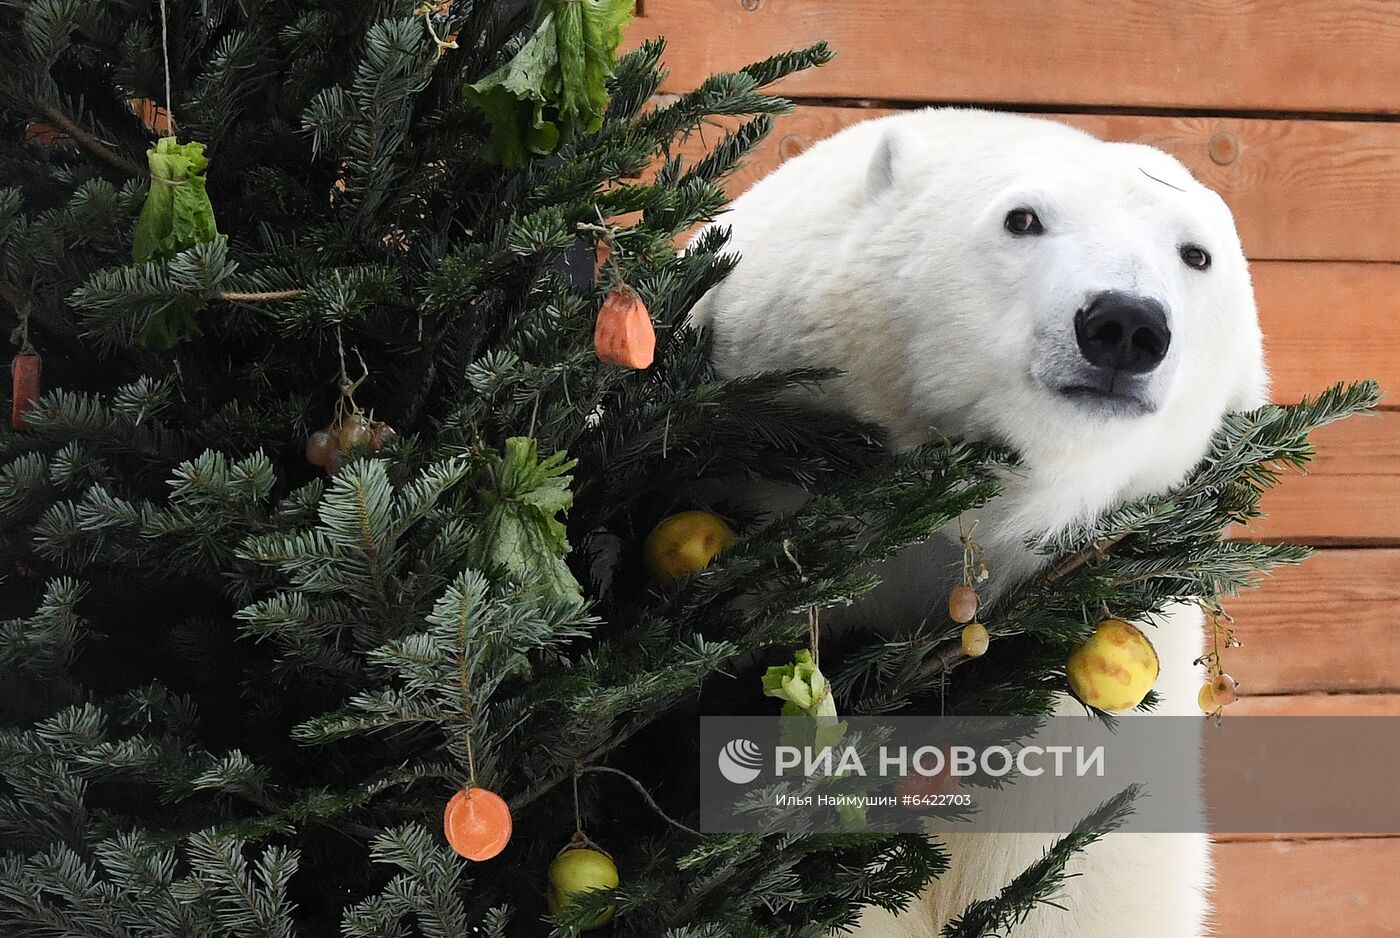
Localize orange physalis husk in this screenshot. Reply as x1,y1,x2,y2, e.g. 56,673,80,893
594,284,654,369
11,351,41,430
443,786,512,861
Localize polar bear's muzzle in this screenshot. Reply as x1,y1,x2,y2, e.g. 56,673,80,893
1052,290,1172,415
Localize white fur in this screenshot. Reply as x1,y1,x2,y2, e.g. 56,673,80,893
690,109,1268,937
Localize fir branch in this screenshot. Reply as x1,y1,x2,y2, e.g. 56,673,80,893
739,42,837,88
31,100,144,177
916,640,969,682
940,785,1142,938
1045,532,1131,582
507,721,648,813
895,383,1383,708
214,289,305,303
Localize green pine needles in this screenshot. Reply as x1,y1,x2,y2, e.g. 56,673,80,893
0,1,1381,936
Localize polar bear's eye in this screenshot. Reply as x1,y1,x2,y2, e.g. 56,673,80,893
1180,244,1212,270
1004,208,1043,236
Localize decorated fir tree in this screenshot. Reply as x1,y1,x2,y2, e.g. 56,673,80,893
0,1,1379,935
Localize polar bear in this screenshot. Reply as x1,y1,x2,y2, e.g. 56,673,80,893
691,109,1268,937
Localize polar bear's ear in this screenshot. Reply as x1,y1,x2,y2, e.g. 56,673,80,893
866,129,903,199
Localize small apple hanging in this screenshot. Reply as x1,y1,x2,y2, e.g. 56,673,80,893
643,510,736,587
547,845,618,931
1066,618,1161,713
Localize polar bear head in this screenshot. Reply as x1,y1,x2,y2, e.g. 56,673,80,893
865,113,1265,451
697,109,1267,517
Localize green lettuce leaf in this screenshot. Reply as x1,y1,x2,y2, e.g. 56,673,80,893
764,649,865,827
763,649,837,719
557,0,633,134
131,137,221,347
133,137,218,262
473,437,582,602
464,0,633,167
463,13,562,167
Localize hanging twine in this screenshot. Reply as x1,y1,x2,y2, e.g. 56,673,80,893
417,2,459,55
456,607,479,789
447,465,480,789
571,763,700,841
158,0,175,134
570,766,589,841
782,538,819,667
330,326,372,424
10,305,34,355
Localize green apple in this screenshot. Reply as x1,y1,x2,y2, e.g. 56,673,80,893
547,848,618,930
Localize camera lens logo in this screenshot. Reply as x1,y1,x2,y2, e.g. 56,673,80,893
717,738,763,784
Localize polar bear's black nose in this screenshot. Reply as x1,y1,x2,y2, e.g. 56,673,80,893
1074,292,1171,374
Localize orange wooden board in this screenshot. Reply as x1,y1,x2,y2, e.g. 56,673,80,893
1250,413,1399,546
1209,694,1400,846
1227,692,1400,717
629,0,1400,115
665,104,1400,262
1253,263,1400,404
1214,838,1400,935
1226,550,1400,695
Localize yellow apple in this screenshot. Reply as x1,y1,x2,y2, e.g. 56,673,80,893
1066,619,1160,712
643,510,736,586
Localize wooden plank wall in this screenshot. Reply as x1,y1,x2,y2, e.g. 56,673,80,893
626,3,1400,934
